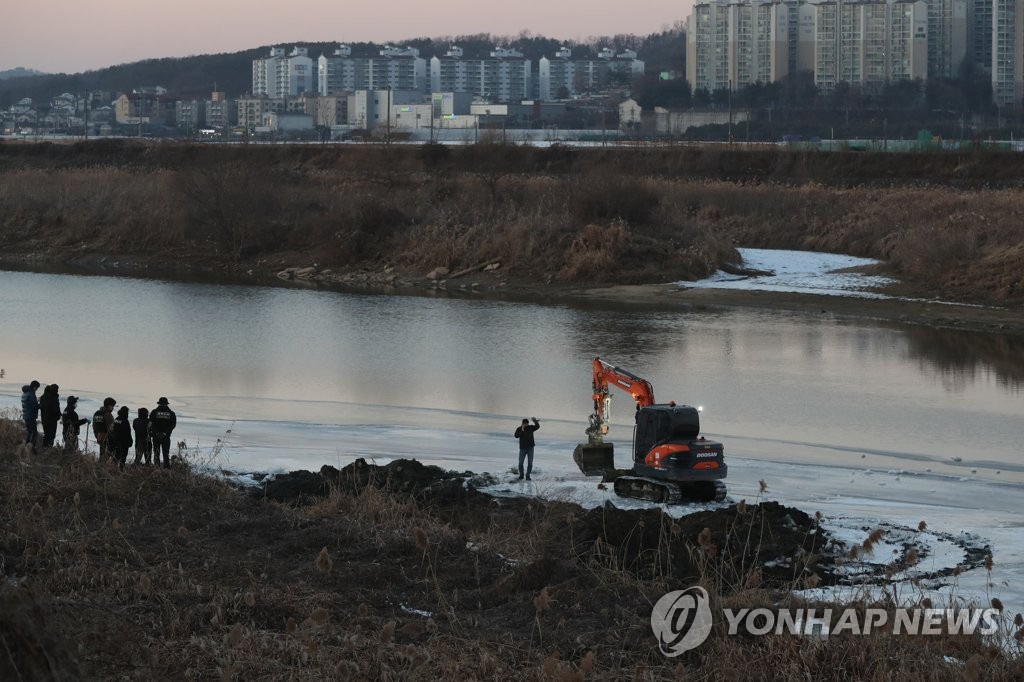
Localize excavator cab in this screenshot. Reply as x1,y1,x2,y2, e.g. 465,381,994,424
633,405,700,462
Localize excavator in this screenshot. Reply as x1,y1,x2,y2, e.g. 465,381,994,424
572,357,728,504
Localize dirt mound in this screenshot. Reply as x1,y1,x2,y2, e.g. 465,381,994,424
555,500,827,588
259,457,495,504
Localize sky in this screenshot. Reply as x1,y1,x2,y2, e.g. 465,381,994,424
1,0,690,74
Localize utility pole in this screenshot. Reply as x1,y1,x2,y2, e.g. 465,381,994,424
728,80,733,144
386,86,392,145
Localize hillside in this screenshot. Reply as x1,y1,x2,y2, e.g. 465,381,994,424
0,30,683,108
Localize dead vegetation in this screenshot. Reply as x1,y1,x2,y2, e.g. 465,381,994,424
1,421,1022,680
2,141,1023,305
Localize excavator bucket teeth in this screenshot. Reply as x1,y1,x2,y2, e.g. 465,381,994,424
573,443,615,477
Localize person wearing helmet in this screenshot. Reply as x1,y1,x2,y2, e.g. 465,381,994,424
133,408,152,465
62,396,89,453
112,406,134,469
149,397,177,468
93,397,116,463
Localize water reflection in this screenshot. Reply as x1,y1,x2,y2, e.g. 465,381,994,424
0,269,1022,472
899,325,1024,393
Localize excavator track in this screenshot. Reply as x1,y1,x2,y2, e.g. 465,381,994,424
613,476,683,504
613,477,727,505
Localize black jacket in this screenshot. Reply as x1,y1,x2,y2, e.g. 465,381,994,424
514,419,540,448
40,386,61,424
112,415,133,450
150,405,176,435
62,406,88,439
132,417,150,443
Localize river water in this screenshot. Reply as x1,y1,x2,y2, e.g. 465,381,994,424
5,267,1024,608
1,268,1021,484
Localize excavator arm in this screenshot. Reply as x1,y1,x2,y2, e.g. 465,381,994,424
585,357,656,445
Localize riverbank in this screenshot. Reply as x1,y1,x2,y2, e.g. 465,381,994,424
3,247,1023,337
3,142,1024,317
2,433,1022,680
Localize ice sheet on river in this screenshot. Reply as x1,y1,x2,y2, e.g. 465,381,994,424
681,248,895,297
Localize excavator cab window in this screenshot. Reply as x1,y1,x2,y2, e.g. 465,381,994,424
634,409,670,462
634,405,701,461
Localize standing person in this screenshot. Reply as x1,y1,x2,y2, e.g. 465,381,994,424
62,396,89,453
92,397,116,463
112,406,133,469
514,417,540,481
132,408,152,465
149,397,177,469
20,380,40,451
39,383,62,448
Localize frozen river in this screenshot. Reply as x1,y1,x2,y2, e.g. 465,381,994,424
1,262,1023,611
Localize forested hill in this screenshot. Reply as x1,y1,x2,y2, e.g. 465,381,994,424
0,28,683,107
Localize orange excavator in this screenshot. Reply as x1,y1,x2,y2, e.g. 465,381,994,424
572,357,728,503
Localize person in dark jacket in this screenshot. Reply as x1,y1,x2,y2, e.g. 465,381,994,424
62,396,89,453
149,397,177,468
93,397,116,463
39,383,62,448
514,417,540,481
112,406,133,469
21,380,40,451
133,407,152,465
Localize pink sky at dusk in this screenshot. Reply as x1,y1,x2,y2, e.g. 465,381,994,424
1,0,691,74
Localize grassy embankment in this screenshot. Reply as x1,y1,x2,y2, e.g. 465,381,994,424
1,418,1023,680
1,141,1023,307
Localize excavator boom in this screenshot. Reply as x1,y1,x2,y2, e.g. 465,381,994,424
586,357,656,445
576,357,656,477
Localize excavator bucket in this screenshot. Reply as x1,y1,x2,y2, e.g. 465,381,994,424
573,442,615,477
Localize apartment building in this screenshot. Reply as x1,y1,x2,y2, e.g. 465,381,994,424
252,47,314,98
992,0,1024,105
317,45,427,95
205,91,233,129
538,46,645,100
114,92,174,125
686,0,797,93
429,46,531,102
927,0,968,78
969,0,994,73
814,0,927,91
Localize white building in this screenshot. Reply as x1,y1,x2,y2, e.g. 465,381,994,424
814,0,928,91
346,89,423,129
429,46,532,102
252,47,314,98
686,0,798,93
538,46,645,100
992,0,1024,105
318,45,427,95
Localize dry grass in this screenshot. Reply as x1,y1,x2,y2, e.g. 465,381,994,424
4,143,1022,303
1,418,1022,680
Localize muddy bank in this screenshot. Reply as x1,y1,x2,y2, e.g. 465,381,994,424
4,248,1024,338
4,439,1018,680
258,458,831,590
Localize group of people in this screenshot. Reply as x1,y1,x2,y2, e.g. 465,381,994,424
20,380,178,468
